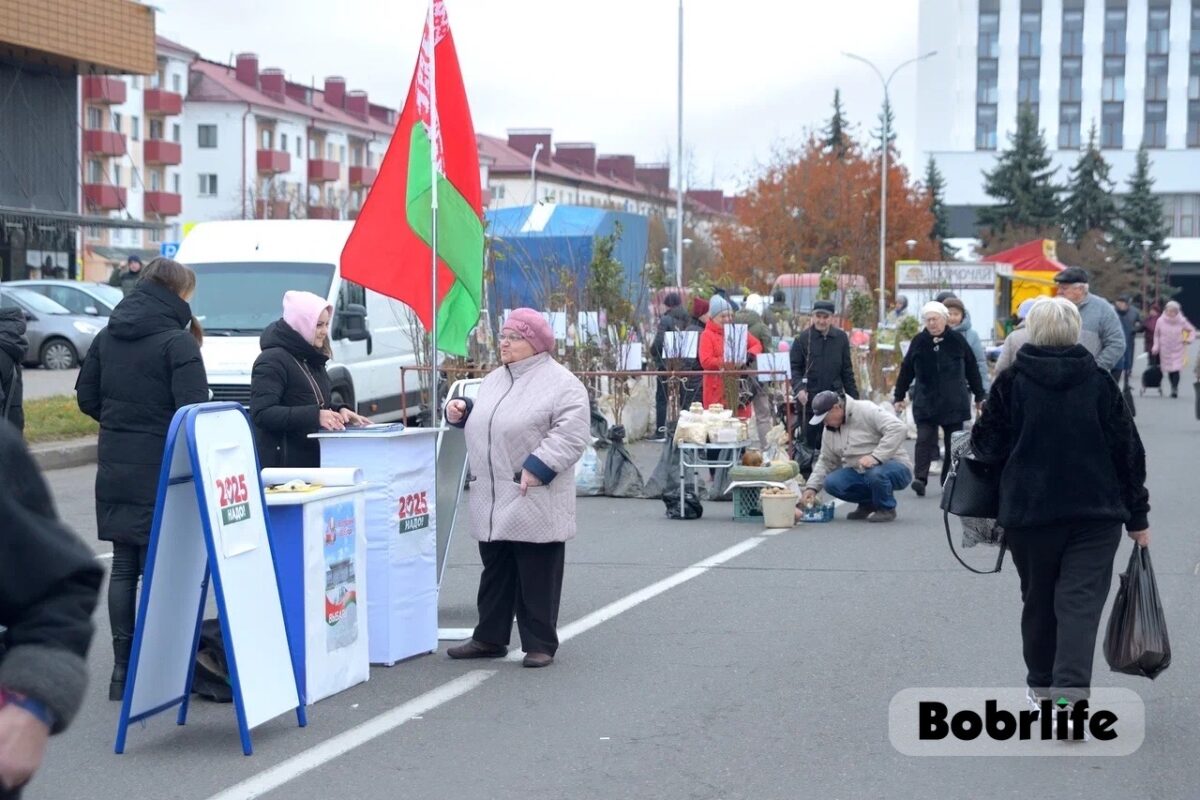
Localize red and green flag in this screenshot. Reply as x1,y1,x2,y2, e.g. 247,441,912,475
341,0,483,356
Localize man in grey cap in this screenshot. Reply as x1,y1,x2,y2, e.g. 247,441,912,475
800,390,913,523
1053,267,1126,371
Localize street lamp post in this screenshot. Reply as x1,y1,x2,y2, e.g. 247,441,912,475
675,0,685,288
1141,239,1152,313
844,50,937,328
530,142,544,205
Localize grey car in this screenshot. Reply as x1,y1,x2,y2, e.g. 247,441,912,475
8,280,125,318
0,287,107,369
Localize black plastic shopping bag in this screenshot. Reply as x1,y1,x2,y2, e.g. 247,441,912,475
1104,546,1172,679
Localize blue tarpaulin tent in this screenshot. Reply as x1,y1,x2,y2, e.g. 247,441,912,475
484,204,649,313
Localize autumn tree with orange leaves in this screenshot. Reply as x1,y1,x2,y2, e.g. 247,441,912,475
713,124,940,313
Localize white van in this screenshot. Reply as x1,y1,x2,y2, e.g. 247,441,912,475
176,220,421,421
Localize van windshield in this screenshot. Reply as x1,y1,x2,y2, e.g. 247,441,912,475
188,262,335,334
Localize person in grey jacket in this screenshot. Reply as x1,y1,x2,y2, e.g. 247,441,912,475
1053,267,1126,371
994,298,1038,375
444,308,590,669
944,298,990,391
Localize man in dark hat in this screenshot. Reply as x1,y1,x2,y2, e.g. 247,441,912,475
1053,267,1126,371
790,300,858,453
800,390,913,523
108,255,143,297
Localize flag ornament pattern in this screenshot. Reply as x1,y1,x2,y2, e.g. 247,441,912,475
341,0,483,356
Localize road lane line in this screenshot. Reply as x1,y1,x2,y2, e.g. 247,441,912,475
504,535,768,661
95,552,113,561
204,670,495,800
208,533,771,798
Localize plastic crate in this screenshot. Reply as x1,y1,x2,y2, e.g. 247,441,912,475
732,486,764,522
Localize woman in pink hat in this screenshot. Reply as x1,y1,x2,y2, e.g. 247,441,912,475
250,290,369,468
443,308,590,668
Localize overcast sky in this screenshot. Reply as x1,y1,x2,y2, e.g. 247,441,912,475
153,0,927,193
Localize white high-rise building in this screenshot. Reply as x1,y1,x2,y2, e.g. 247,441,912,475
917,0,1200,282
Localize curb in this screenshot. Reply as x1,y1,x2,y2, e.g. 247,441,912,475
31,437,98,471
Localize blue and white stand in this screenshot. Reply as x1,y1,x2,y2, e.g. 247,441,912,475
114,403,306,756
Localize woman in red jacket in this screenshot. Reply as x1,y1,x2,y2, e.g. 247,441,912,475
699,294,762,419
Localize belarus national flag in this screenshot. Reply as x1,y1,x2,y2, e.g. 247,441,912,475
341,0,483,356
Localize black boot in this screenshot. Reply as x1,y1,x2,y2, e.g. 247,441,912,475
110,635,132,701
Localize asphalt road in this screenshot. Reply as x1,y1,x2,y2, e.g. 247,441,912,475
23,366,81,400
28,391,1200,800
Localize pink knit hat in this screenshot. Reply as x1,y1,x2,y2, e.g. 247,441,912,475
282,290,332,345
502,308,554,354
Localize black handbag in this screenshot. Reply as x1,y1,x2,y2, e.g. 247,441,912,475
941,438,1006,574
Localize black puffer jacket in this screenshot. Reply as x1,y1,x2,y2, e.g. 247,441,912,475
250,319,346,469
893,327,985,426
0,308,27,431
0,421,102,735
971,344,1149,532
76,281,209,545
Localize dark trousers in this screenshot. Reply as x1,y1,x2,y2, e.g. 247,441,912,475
655,376,668,433
914,422,962,484
474,540,565,656
1168,371,1181,393
800,405,824,452
1005,521,1122,704
109,543,147,664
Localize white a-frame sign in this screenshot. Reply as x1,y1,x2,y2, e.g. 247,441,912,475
115,403,306,756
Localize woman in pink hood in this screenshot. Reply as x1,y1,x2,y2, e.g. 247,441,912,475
1151,300,1195,398
443,308,590,668
250,291,369,468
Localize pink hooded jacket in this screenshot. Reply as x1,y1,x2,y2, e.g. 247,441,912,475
1152,307,1195,373
456,352,590,544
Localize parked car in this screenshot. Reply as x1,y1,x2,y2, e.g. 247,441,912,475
0,286,107,369
176,220,420,420
8,280,125,317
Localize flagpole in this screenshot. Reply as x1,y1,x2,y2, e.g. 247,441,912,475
428,1,440,429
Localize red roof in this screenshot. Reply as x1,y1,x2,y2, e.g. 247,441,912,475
988,239,1066,273
188,59,395,138
478,133,728,215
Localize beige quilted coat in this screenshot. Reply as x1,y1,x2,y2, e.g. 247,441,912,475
461,352,590,543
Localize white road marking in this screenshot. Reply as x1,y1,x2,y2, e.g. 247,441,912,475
504,536,768,661
95,552,113,561
204,671,495,800
206,532,772,799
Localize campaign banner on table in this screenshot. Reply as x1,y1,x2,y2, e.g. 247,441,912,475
302,493,369,703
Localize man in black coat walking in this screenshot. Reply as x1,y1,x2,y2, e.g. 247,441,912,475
893,300,985,495
0,421,102,798
0,308,27,431
790,301,858,451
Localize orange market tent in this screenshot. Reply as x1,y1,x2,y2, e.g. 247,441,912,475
990,239,1065,320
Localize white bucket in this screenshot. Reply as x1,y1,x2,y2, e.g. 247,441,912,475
761,492,798,528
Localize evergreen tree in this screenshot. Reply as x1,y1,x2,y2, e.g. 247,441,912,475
872,99,897,153
1120,145,1170,267
823,89,850,159
1061,123,1118,242
924,156,952,258
978,105,1062,234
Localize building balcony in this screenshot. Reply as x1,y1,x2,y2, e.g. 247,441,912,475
144,191,182,217
83,183,127,211
256,149,291,175
255,199,291,219
308,159,340,183
307,205,339,220
143,88,183,116
83,76,126,104
349,166,377,188
143,139,181,165
83,129,127,157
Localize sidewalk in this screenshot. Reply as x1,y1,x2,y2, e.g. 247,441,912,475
30,435,97,471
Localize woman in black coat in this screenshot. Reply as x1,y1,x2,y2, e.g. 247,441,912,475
250,291,368,469
75,258,209,701
892,300,985,495
971,297,1150,720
